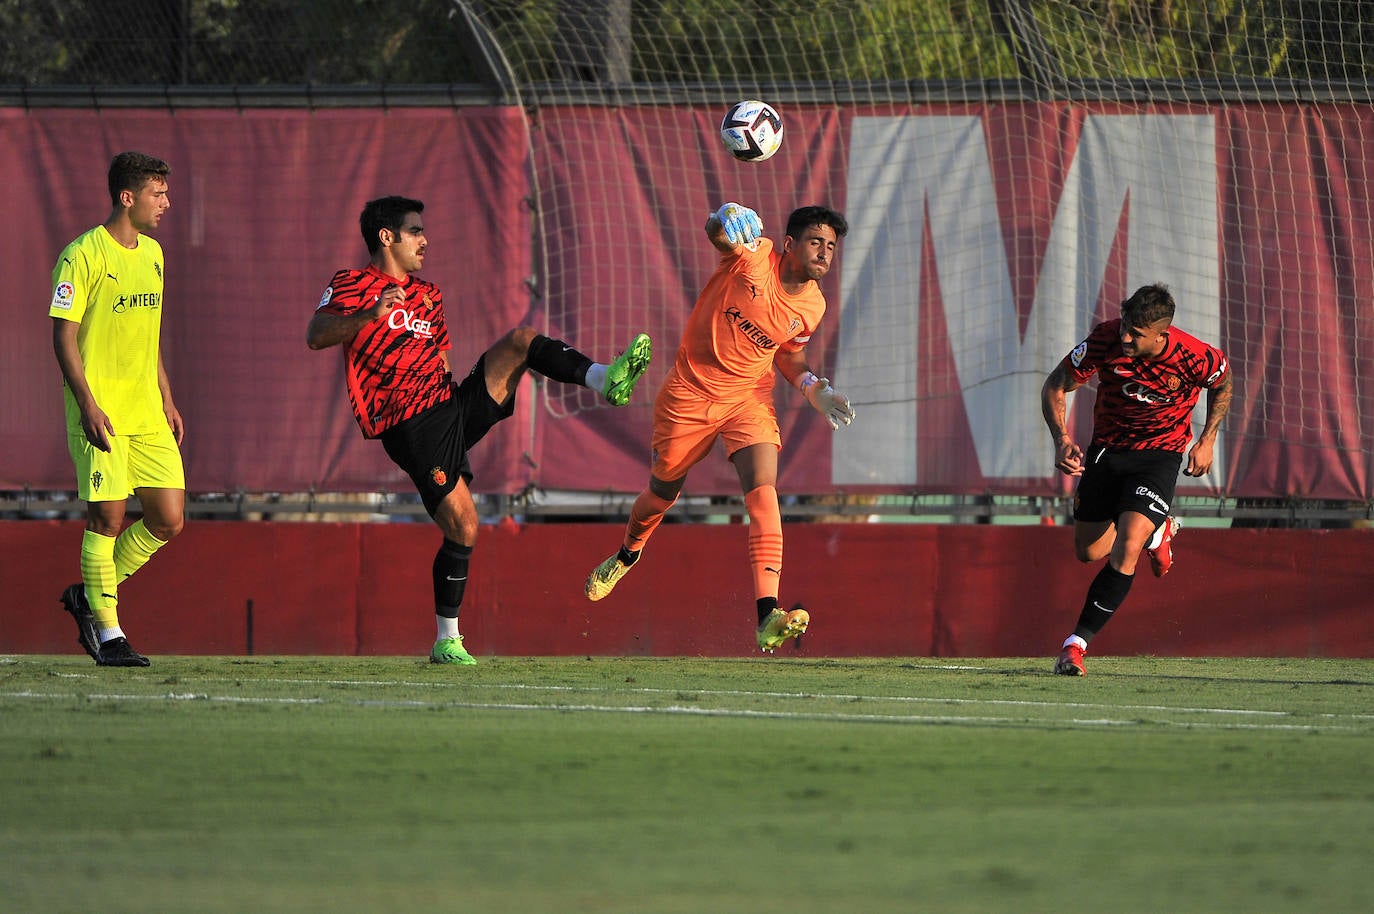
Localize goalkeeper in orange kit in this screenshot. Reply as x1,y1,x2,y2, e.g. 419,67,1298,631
585,202,854,652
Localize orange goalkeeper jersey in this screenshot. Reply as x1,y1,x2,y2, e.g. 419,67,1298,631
670,238,827,400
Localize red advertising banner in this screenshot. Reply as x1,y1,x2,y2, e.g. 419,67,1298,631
3,103,1372,499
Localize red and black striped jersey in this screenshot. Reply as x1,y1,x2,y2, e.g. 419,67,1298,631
1064,318,1229,453
316,264,452,438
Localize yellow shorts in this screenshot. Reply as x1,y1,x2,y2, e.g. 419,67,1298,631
650,376,780,481
68,424,185,502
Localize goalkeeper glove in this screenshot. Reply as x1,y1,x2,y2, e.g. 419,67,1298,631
799,372,855,430
714,202,763,247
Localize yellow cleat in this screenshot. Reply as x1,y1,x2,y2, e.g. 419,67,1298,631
756,605,809,653
586,552,634,601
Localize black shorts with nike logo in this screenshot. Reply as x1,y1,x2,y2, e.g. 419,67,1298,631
1072,444,1182,526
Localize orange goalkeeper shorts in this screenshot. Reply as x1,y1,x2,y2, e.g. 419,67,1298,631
650,374,780,481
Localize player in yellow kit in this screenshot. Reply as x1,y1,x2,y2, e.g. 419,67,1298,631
585,203,854,652
50,151,185,667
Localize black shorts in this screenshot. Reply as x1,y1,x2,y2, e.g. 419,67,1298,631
1072,444,1182,527
379,355,515,517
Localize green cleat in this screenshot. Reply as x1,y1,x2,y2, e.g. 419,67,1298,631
756,605,809,653
602,333,652,406
430,635,477,665
585,552,634,602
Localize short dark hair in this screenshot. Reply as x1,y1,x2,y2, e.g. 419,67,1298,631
786,205,848,241
1121,283,1176,328
360,195,424,255
107,152,170,207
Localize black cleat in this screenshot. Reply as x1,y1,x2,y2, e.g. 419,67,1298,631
96,637,150,668
59,583,100,661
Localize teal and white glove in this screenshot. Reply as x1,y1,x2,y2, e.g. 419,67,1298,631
715,202,763,247
799,372,855,430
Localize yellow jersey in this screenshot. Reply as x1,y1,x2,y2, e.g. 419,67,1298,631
49,225,168,434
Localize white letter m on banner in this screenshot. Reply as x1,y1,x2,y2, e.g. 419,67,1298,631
833,114,1219,487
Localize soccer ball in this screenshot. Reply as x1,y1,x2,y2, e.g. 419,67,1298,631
719,99,783,162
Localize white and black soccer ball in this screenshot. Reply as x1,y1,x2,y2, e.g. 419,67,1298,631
719,99,783,162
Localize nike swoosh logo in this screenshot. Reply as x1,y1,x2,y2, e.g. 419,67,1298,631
1147,504,1167,515
1092,602,1115,614
445,576,467,582
101,593,116,600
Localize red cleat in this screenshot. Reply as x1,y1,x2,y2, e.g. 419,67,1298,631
1147,515,1182,578
1054,643,1086,676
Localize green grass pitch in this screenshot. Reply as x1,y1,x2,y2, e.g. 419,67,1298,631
3,654,1372,913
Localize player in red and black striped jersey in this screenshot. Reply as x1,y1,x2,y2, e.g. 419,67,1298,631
308,195,652,665
1041,283,1233,676
312,264,453,439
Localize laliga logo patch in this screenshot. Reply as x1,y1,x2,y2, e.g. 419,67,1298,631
1070,341,1088,367
318,287,334,309
51,281,75,311
430,467,447,487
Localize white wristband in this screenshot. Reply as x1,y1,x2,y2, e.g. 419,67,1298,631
796,371,820,392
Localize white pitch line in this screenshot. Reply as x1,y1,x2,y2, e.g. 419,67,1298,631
2,689,1364,732
133,674,1360,721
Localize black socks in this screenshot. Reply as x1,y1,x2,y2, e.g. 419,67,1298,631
1073,563,1134,642
433,540,473,617
526,334,593,386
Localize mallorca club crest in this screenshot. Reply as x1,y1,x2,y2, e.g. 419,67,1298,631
430,467,447,487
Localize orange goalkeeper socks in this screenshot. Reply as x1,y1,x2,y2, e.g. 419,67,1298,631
624,488,677,555
744,484,783,602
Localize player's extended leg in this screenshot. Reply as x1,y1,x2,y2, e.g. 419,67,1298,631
587,382,708,602
586,474,682,601
481,327,651,407
732,444,807,653
429,480,481,665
